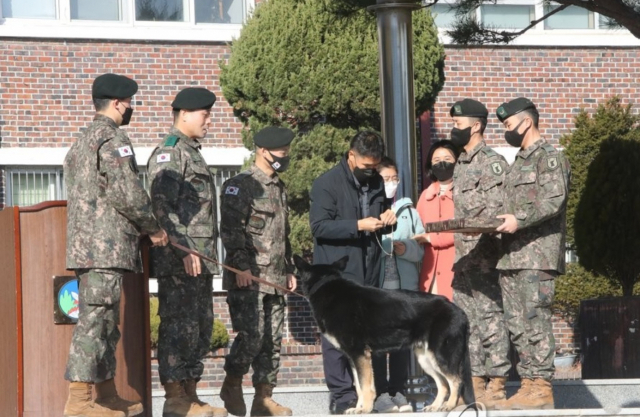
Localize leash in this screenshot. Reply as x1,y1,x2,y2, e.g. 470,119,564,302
170,241,306,299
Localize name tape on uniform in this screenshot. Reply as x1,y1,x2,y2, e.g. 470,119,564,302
157,153,171,163
118,145,133,157
225,186,240,195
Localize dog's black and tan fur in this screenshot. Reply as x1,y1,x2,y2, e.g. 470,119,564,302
293,255,475,414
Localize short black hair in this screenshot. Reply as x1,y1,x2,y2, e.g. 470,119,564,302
520,109,539,128
350,131,385,160
93,97,111,112
425,140,460,182
469,116,487,135
377,156,397,173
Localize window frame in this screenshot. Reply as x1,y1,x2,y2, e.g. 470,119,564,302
0,0,255,42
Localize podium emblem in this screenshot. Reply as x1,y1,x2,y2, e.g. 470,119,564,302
54,276,79,324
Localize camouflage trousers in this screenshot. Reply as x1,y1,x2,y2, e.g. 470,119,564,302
499,269,556,381
224,290,286,386
157,274,213,385
453,269,511,378
65,268,123,383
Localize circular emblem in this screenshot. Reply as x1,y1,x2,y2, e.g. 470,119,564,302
58,279,79,320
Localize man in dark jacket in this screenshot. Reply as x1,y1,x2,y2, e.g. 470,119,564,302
309,130,396,414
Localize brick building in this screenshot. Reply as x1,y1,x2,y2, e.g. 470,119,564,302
1,0,639,388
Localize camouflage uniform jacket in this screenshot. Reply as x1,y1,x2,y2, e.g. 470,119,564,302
220,164,294,294
498,139,571,273
65,114,160,272
452,141,508,272
147,127,219,277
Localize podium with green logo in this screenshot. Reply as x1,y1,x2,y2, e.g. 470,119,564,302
0,201,152,417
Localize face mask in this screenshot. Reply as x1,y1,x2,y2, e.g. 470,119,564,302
267,151,290,173
431,161,455,182
353,167,376,184
119,105,134,126
450,126,472,148
505,119,530,148
384,181,398,199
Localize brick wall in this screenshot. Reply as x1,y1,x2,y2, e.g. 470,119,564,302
0,39,244,148
430,47,640,147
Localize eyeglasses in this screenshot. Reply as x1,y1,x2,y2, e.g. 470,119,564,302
382,176,399,182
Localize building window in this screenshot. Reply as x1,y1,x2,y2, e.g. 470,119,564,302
481,4,534,30
1,0,56,19
544,5,594,30
196,0,244,24
71,0,121,21
429,3,457,29
135,0,184,22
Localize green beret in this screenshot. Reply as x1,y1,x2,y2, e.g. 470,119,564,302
171,87,217,110
450,98,488,119
253,126,295,149
92,73,138,99
496,97,538,122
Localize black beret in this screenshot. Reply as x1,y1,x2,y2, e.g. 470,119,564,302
450,98,488,119
496,97,538,122
171,87,217,110
92,73,138,99
253,126,295,149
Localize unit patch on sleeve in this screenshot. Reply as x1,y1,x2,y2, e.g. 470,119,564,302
547,156,558,170
225,186,240,195
118,145,133,158
491,162,503,175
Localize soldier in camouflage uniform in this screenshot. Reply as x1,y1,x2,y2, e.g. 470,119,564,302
494,98,571,410
219,127,297,417
449,99,511,409
64,73,169,417
147,88,227,417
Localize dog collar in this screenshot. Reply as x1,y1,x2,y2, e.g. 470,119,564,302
307,276,341,297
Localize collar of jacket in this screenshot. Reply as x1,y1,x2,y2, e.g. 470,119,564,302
170,126,201,150
339,153,384,192
251,163,280,185
93,114,118,128
458,140,486,163
517,138,545,160
424,181,453,202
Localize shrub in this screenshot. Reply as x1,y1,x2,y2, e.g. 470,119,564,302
149,296,230,352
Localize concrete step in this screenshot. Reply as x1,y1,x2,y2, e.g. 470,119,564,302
150,379,640,416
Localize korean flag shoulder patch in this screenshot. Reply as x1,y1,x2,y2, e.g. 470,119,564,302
225,185,240,195
156,153,171,163
118,145,133,158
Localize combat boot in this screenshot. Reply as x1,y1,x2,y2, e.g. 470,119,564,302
220,375,247,416
508,378,554,410
63,382,125,417
481,377,507,410
494,378,533,411
250,384,292,416
471,376,487,402
163,381,214,417
184,379,228,417
95,378,144,416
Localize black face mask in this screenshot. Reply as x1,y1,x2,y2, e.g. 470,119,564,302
353,167,376,184
119,105,134,126
505,119,530,148
450,126,472,148
267,151,290,173
431,161,455,182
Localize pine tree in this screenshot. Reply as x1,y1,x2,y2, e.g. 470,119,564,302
565,98,640,296
219,0,445,255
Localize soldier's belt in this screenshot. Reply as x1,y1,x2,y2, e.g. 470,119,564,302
170,240,306,298
423,218,504,233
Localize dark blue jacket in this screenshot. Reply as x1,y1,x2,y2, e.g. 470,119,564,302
309,155,391,286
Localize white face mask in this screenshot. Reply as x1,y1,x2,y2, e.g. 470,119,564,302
384,181,398,199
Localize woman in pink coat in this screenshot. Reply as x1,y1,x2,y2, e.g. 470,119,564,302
414,140,460,301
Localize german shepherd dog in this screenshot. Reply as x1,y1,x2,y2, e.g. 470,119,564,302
293,255,475,414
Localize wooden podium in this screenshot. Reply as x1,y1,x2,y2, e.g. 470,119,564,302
0,201,152,417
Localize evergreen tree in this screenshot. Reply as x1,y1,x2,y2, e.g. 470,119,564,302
220,0,445,256
569,98,640,296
